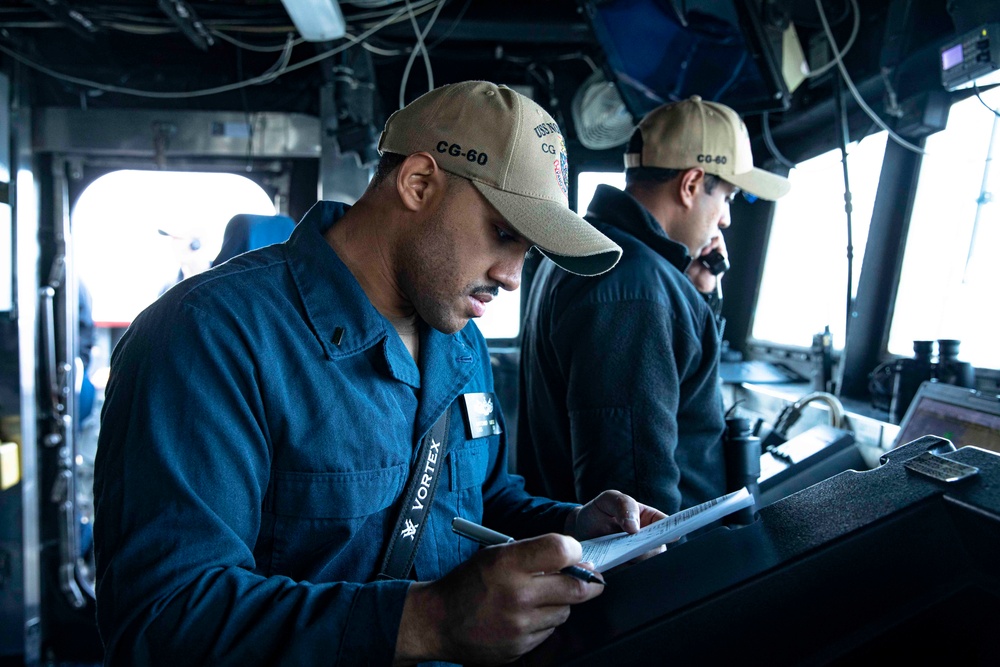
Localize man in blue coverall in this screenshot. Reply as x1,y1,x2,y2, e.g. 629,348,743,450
93,80,665,666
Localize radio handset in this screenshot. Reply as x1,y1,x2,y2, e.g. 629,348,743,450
699,249,730,276
698,249,728,335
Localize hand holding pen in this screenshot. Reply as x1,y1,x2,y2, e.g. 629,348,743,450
452,517,605,585
400,530,604,663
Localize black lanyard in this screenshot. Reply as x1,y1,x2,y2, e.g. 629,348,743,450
378,408,452,580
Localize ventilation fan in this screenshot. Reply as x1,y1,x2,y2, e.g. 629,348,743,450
571,71,636,150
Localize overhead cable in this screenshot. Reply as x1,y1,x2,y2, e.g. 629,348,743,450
814,0,926,155
806,0,859,79
0,4,413,99
398,0,447,108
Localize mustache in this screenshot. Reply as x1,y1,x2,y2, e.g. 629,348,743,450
470,285,500,297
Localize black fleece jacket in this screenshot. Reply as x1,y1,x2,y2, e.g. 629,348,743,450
517,185,727,514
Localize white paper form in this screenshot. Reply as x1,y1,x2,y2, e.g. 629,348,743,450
580,487,754,572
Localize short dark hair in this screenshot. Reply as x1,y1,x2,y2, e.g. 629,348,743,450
370,151,407,189
625,126,721,194
625,167,721,194
369,151,465,190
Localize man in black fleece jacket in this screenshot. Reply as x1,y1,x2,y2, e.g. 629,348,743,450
518,95,790,514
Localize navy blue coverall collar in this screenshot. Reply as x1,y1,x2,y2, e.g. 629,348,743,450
286,200,480,441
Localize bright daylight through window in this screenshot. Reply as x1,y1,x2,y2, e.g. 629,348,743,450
752,132,888,350
476,281,520,339
73,170,276,326
889,88,1000,371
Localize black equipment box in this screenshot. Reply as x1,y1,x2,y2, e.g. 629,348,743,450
526,435,1000,666
941,23,1000,91
757,424,863,506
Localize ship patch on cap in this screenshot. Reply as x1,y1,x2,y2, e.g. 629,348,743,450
553,135,569,198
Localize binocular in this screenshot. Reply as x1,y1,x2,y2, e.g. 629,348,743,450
889,339,976,424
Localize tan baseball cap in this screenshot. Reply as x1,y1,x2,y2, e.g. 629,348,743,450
378,81,622,276
624,95,791,201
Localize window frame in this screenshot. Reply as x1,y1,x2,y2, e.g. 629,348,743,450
71,168,278,327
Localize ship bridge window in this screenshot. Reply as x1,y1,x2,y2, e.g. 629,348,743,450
73,170,276,328
477,264,521,340
477,287,520,340
889,87,1000,371
752,132,888,350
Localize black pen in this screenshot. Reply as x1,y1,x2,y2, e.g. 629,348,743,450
558,564,606,585
451,517,606,585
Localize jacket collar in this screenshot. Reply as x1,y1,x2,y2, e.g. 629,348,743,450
585,185,691,272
